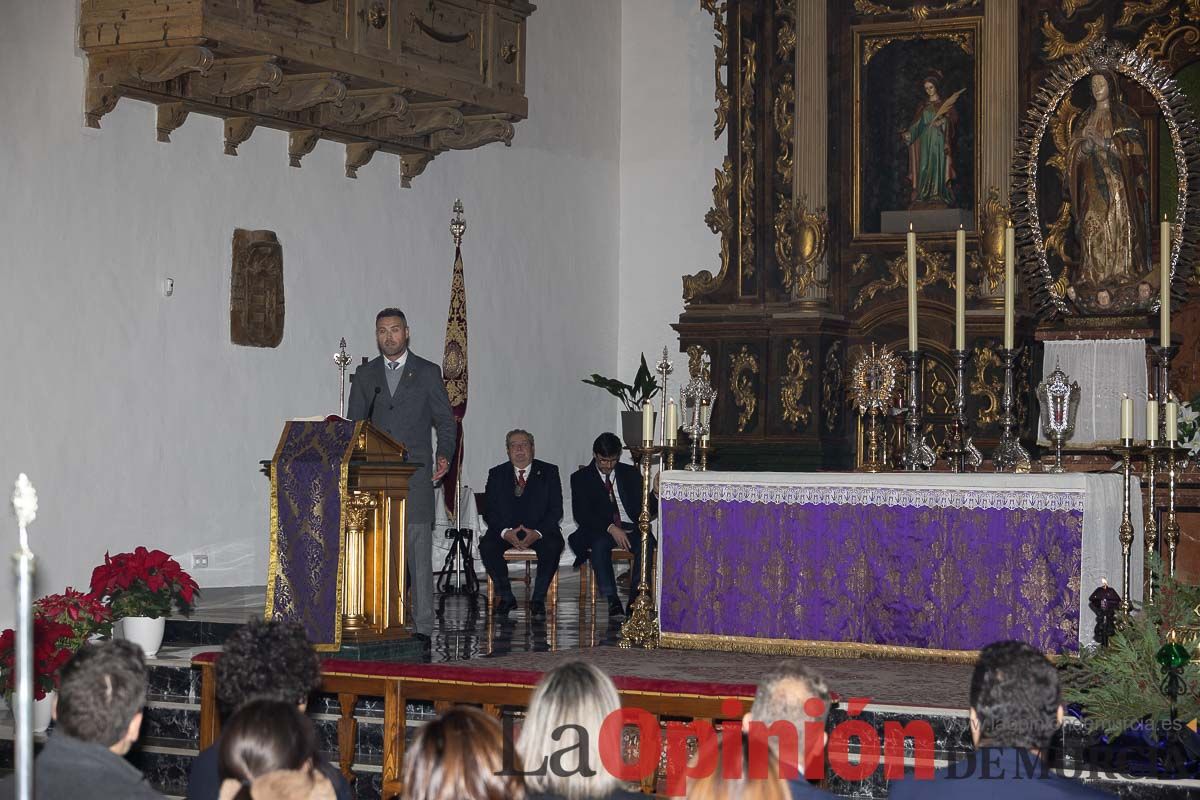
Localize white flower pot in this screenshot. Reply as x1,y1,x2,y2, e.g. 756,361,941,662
32,691,54,733
118,616,165,658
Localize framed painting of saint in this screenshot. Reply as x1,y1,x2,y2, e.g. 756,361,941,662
852,17,982,240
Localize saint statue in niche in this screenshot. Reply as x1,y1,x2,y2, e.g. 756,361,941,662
1066,73,1151,290
900,71,964,209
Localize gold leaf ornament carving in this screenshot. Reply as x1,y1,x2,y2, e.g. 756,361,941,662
1041,13,1105,60
977,186,1011,294
776,200,829,297
739,38,757,285
684,156,735,302
1046,97,1081,177
780,340,813,429
1117,0,1170,29
863,32,973,66
854,0,980,20
1136,9,1200,61
822,342,844,432
854,245,953,310
702,0,731,139
730,346,760,433
970,344,1003,426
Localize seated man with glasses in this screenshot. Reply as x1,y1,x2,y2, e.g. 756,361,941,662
568,432,658,619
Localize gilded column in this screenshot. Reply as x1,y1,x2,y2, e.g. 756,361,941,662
979,0,1018,301
793,0,827,304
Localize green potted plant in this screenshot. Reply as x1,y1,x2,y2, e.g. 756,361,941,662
582,353,661,447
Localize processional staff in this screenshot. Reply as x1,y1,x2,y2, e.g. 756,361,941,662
11,474,39,800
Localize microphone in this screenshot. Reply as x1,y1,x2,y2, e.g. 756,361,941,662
366,386,382,421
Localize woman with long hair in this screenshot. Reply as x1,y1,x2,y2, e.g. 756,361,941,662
403,706,526,800
217,699,333,800
519,661,640,800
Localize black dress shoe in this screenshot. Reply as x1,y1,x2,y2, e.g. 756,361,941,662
607,598,626,618
529,600,547,621
493,596,518,616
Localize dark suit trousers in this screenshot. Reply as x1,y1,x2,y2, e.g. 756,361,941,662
580,524,657,604
479,533,564,602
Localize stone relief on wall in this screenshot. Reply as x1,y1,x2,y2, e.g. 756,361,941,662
231,229,284,348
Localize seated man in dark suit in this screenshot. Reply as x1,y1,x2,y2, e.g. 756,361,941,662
568,432,657,619
889,640,1111,799
479,428,564,622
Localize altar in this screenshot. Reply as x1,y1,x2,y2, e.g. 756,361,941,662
658,471,1141,659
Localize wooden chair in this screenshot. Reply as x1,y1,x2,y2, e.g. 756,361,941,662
580,549,656,614
477,492,559,613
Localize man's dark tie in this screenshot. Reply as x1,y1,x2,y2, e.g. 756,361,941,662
605,474,621,525
515,468,526,497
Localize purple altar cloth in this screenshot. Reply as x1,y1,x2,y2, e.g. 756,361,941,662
660,498,1082,654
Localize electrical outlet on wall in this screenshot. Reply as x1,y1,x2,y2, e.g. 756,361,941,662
193,554,209,569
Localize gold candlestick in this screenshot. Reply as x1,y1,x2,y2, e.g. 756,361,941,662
1145,444,1159,604
1166,444,1182,577
620,443,662,649
1116,440,1135,617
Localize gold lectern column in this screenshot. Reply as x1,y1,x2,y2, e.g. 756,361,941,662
343,492,378,631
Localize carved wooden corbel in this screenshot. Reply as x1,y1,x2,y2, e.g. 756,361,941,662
85,59,125,129
288,129,321,167
384,107,464,138
344,142,380,179
193,57,284,98
266,73,348,113
327,89,409,125
131,46,214,82
224,117,257,156
156,103,190,143
429,117,514,150
399,153,434,188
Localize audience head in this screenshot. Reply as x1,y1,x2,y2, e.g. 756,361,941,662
403,706,524,800
687,733,791,800
218,699,329,800
375,308,409,357
506,429,535,469
54,639,147,755
592,433,622,476
519,660,623,799
969,640,1063,750
216,618,321,715
746,660,830,775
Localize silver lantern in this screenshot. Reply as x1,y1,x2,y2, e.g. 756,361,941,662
1036,364,1080,474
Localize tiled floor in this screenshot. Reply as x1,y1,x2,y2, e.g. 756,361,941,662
176,567,633,660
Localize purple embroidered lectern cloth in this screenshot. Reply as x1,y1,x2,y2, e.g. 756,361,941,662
657,474,1120,655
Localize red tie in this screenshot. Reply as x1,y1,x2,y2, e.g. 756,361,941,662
517,469,527,489
606,474,621,525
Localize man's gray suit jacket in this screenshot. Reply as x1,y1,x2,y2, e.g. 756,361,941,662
346,352,457,525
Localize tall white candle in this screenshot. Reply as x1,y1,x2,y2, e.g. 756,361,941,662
1162,215,1171,346
641,401,654,444
1147,397,1159,443
1121,394,1133,441
665,398,678,445
907,224,918,351
1166,400,1179,443
955,225,966,351
1004,223,1015,350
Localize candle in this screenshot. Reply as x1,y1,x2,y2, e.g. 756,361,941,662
907,224,918,351
1004,223,1015,350
641,401,654,444
665,398,678,445
1162,215,1171,346
1166,399,1179,443
1147,396,1159,443
700,431,710,446
955,224,966,351
1121,394,1133,441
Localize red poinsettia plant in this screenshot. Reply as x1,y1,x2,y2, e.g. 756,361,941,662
35,588,113,647
0,617,76,700
89,547,199,620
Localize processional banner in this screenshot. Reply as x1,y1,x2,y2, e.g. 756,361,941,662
266,420,359,651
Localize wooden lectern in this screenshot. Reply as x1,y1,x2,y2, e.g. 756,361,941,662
342,422,419,642
264,420,418,646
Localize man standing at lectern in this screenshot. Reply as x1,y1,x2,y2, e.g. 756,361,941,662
347,308,456,645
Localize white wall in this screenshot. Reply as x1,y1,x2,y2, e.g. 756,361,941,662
0,0,621,625
617,1,724,396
